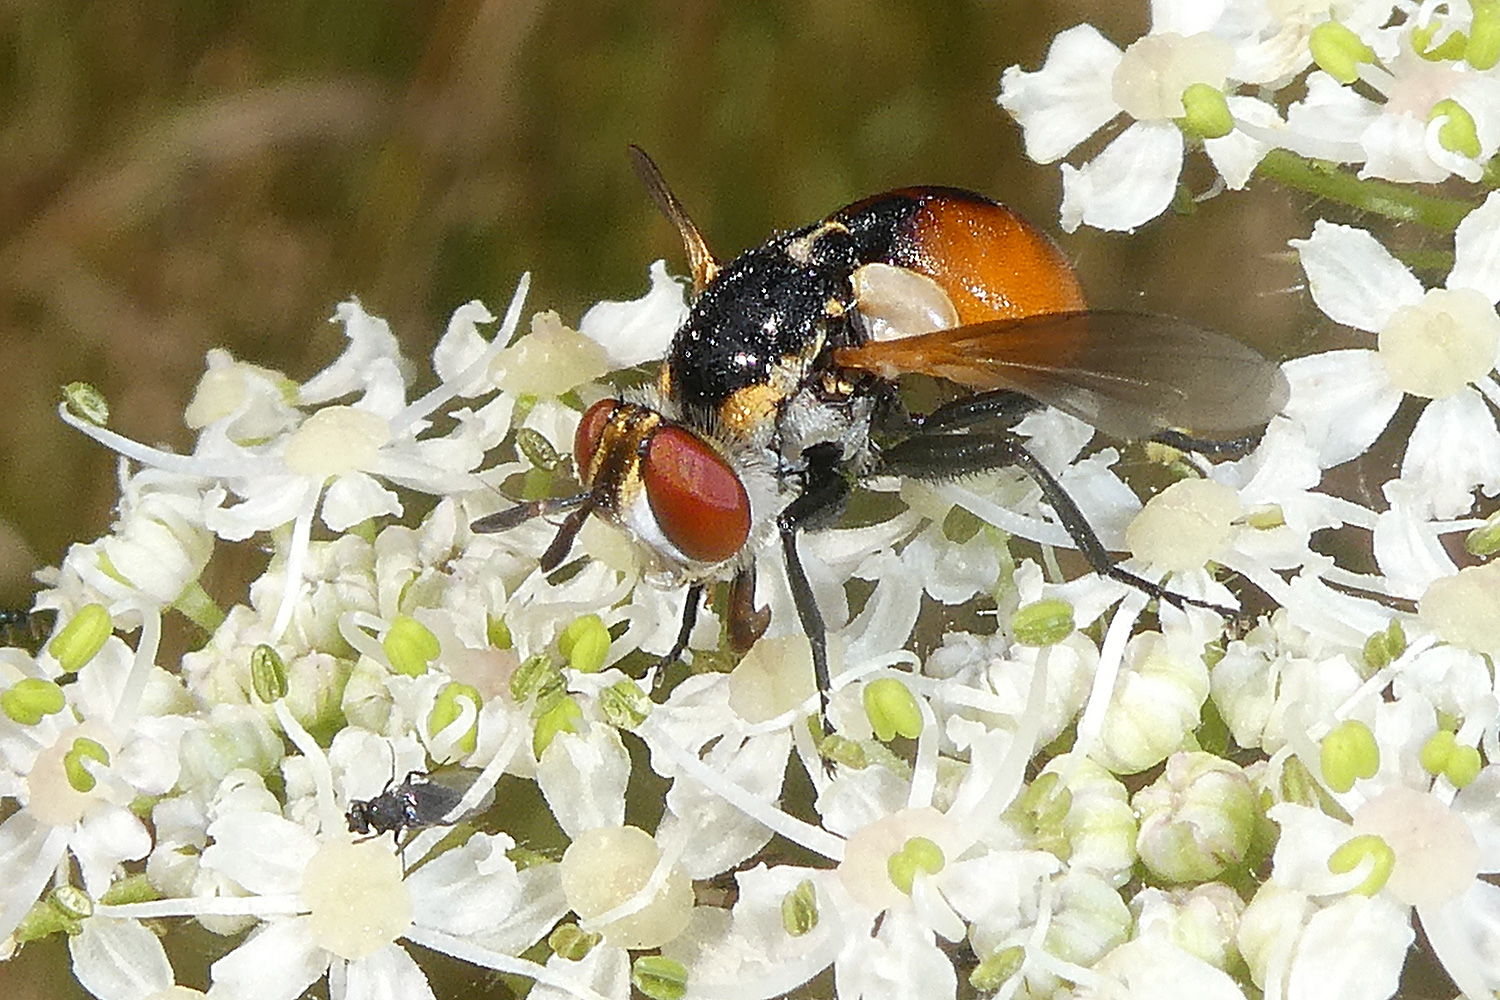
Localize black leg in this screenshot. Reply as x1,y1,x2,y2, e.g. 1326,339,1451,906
776,443,852,733
919,389,1040,432
650,582,704,696
880,432,1238,617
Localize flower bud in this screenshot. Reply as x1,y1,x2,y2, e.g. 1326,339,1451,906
1134,752,1257,884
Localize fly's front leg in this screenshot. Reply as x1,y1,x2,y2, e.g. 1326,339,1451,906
777,442,851,735
880,431,1239,618
649,582,705,697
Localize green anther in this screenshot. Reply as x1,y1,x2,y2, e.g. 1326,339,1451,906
532,695,583,758
781,879,819,936
1361,620,1406,675
510,653,563,703
970,945,1026,992
99,873,158,906
863,677,923,742
62,382,110,426
819,734,869,770
63,737,110,792
1470,1,1500,69
1309,20,1377,84
48,604,112,672
1011,598,1075,646
887,836,945,894
429,682,482,755
1444,744,1483,787
1243,504,1286,530
1179,83,1234,139
1328,834,1395,895
1431,99,1481,158
1,678,66,725
383,615,441,677
1320,719,1380,793
548,921,601,961
1465,511,1500,556
1413,21,1469,61
598,679,652,729
1420,729,1457,775
487,615,513,650
250,644,288,703
50,884,93,921
558,614,610,673
632,955,689,1000
515,427,562,470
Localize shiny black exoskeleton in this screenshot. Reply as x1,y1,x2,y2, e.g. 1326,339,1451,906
346,766,487,840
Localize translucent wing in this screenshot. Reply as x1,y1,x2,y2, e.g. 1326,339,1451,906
833,311,1288,441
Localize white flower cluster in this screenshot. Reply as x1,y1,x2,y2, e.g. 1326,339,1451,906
1000,0,1500,232
2,17,1499,991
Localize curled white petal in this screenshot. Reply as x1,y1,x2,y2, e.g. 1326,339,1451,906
1059,120,1184,233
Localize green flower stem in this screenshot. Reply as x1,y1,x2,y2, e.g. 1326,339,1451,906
173,582,226,634
1254,150,1480,232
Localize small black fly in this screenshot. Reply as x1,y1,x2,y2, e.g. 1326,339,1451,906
346,766,492,840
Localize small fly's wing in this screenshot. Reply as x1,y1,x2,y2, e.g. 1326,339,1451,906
404,766,493,827
833,311,1289,442
629,145,720,294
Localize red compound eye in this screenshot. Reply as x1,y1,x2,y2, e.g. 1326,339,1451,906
573,400,618,485
642,427,750,564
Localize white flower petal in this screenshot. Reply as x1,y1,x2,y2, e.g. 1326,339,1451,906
201,812,318,896
1449,190,1500,305
998,23,1123,163
1421,879,1500,1000
210,917,328,1000
1282,72,1380,159
1398,390,1500,518
69,917,174,1000
1286,894,1413,1000
1292,220,1422,333
343,943,435,1000
431,301,500,395
534,725,629,839
1206,96,1280,189
321,472,402,533
1361,112,1452,183
1059,120,1183,233
301,300,408,406
1373,496,1459,600
578,260,689,368
1279,351,1401,468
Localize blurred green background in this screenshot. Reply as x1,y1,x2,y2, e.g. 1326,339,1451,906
0,0,1316,616
0,2,1322,995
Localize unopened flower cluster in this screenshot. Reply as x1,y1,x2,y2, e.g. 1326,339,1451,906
2,7,1499,1000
